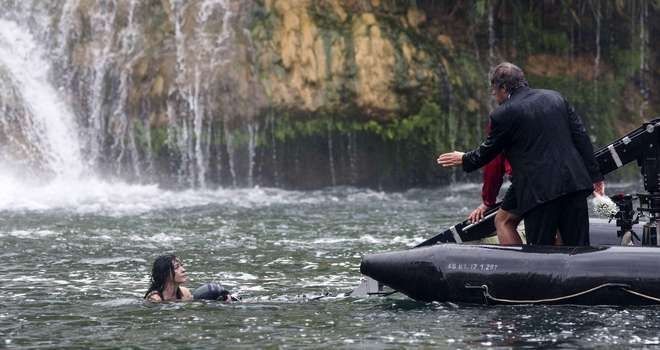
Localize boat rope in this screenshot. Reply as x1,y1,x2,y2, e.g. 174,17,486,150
622,288,660,302
465,283,632,304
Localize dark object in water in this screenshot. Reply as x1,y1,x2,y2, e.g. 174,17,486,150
360,244,660,305
193,283,239,302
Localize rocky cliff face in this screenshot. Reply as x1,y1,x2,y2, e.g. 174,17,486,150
255,0,443,119
0,0,657,188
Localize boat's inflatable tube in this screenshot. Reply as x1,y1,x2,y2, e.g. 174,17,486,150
193,283,239,301
360,244,660,305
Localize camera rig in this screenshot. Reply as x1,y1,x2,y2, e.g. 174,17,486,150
596,119,660,246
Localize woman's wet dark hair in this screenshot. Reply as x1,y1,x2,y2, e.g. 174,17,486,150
144,254,179,299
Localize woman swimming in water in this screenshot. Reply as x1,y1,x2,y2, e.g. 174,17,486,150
144,254,193,302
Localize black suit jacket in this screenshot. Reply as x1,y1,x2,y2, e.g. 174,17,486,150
462,87,603,215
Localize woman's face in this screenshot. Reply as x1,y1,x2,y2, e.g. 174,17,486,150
172,259,188,284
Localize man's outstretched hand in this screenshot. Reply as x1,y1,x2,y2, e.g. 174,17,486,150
437,151,465,167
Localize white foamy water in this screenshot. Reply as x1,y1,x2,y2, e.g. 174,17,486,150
0,176,269,214
79,257,147,265
0,171,412,215
0,19,83,177
3,229,60,239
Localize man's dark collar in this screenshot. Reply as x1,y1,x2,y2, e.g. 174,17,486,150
509,86,529,97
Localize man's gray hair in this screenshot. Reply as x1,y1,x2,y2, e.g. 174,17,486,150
489,62,529,93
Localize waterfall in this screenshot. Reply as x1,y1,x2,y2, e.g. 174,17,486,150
0,19,83,178
7,0,633,191
247,122,258,187
192,67,207,188
347,131,358,185
56,0,79,55
224,127,238,187
166,0,242,187
327,124,336,186
1,0,254,188
169,0,206,187
121,0,146,178
268,114,280,188
86,1,117,171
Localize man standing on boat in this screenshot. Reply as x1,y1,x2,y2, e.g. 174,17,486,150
437,62,605,246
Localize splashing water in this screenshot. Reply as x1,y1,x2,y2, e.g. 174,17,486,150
0,19,83,178
0,16,231,211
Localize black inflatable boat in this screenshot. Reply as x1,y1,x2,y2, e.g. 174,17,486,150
360,243,660,305
356,120,660,305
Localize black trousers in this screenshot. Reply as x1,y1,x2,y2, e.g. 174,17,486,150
524,191,590,246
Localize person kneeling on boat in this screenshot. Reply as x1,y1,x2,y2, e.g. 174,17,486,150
144,254,193,302
468,115,528,244
438,62,604,246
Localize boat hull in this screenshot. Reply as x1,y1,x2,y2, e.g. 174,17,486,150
360,244,660,305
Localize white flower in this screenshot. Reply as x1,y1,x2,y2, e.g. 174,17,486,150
592,195,619,218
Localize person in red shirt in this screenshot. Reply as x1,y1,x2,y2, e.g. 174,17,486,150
467,124,523,244
470,147,511,218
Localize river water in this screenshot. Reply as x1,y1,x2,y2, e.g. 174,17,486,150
2,180,660,349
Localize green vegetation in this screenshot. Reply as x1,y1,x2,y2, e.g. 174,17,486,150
270,101,446,144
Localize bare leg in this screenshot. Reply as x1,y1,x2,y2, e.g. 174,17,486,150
495,209,523,245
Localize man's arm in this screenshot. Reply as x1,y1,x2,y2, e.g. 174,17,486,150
437,114,511,170
564,99,604,183
461,114,512,172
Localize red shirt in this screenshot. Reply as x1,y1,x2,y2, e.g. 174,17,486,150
481,122,512,207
